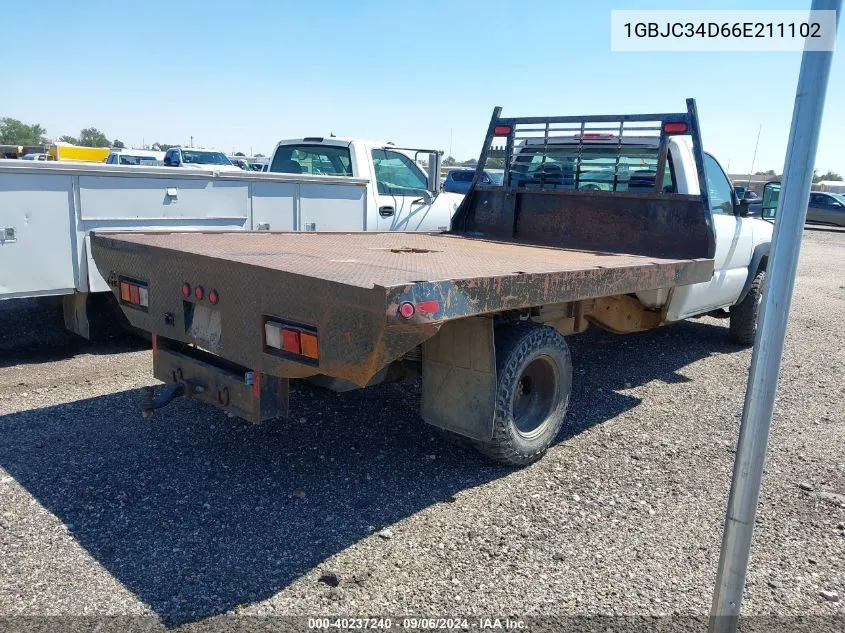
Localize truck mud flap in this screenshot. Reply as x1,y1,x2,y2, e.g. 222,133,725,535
421,317,496,441
153,337,288,424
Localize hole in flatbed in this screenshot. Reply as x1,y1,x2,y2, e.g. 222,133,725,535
390,247,440,254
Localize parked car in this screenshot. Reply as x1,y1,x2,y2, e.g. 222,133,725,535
162,147,242,172
443,168,504,194
105,149,164,166
229,158,251,171
739,189,762,215
760,183,845,228
807,191,845,227
21,153,52,161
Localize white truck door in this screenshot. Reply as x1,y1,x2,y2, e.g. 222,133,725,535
667,153,754,319
370,148,444,231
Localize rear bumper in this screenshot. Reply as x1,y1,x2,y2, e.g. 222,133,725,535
153,337,288,423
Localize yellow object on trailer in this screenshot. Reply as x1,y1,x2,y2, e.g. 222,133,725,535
47,142,110,162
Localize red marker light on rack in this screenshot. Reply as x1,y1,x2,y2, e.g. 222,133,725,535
195,286,204,300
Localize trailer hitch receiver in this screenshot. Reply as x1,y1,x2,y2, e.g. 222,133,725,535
140,383,185,418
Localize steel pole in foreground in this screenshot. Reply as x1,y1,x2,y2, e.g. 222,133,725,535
709,2,841,632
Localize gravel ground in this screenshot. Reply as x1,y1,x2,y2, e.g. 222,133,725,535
0,228,843,629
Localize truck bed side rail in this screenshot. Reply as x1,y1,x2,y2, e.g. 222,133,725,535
451,99,716,261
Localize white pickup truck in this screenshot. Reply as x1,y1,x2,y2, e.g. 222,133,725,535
0,138,460,339
268,137,463,232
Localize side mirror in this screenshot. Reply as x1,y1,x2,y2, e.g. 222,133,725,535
426,152,441,194
735,197,750,217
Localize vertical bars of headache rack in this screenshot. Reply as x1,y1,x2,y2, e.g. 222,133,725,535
708,2,841,632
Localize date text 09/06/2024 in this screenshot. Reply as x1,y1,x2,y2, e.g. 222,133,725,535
307,617,527,630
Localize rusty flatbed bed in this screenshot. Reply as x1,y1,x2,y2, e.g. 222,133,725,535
97,231,712,290
92,229,713,387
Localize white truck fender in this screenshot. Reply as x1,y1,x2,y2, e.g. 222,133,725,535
735,241,770,305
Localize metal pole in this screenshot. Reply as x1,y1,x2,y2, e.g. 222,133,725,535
709,2,841,632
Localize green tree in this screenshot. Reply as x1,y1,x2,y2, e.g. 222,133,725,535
59,135,78,144
0,118,47,145
112,139,125,149
485,157,505,169
460,158,478,167
151,142,176,151
78,127,110,147
254,153,265,158
754,169,776,176
442,156,457,166
814,170,842,182
234,151,245,156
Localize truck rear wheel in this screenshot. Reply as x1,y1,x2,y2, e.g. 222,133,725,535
729,269,765,345
473,322,572,467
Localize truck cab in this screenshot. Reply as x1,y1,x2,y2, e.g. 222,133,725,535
269,137,464,232
507,132,773,322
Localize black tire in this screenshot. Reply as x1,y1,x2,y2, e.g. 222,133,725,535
472,322,572,467
729,269,765,345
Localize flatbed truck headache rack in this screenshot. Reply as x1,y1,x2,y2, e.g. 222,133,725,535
92,99,738,466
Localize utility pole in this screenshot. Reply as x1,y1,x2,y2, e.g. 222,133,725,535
708,2,840,633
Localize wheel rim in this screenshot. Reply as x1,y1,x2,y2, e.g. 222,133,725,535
512,355,559,439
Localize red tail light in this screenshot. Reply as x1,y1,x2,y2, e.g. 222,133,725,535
181,283,191,297
493,125,512,136
194,286,204,300
663,122,688,134
208,289,218,305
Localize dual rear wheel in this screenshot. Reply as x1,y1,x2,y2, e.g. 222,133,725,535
467,322,573,467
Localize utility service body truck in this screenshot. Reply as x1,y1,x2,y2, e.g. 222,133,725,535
92,100,773,466
0,139,457,338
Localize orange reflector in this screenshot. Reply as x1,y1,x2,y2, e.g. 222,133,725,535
119,282,131,302
300,332,319,359
129,284,140,305
281,329,301,354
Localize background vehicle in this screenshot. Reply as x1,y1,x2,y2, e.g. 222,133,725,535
736,188,762,215
91,100,773,467
162,147,242,172
808,191,845,226
47,142,110,162
22,153,52,161
443,168,503,193
228,157,251,171
269,137,463,232
105,149,165,166
1,135,460,337
760,183,845,227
